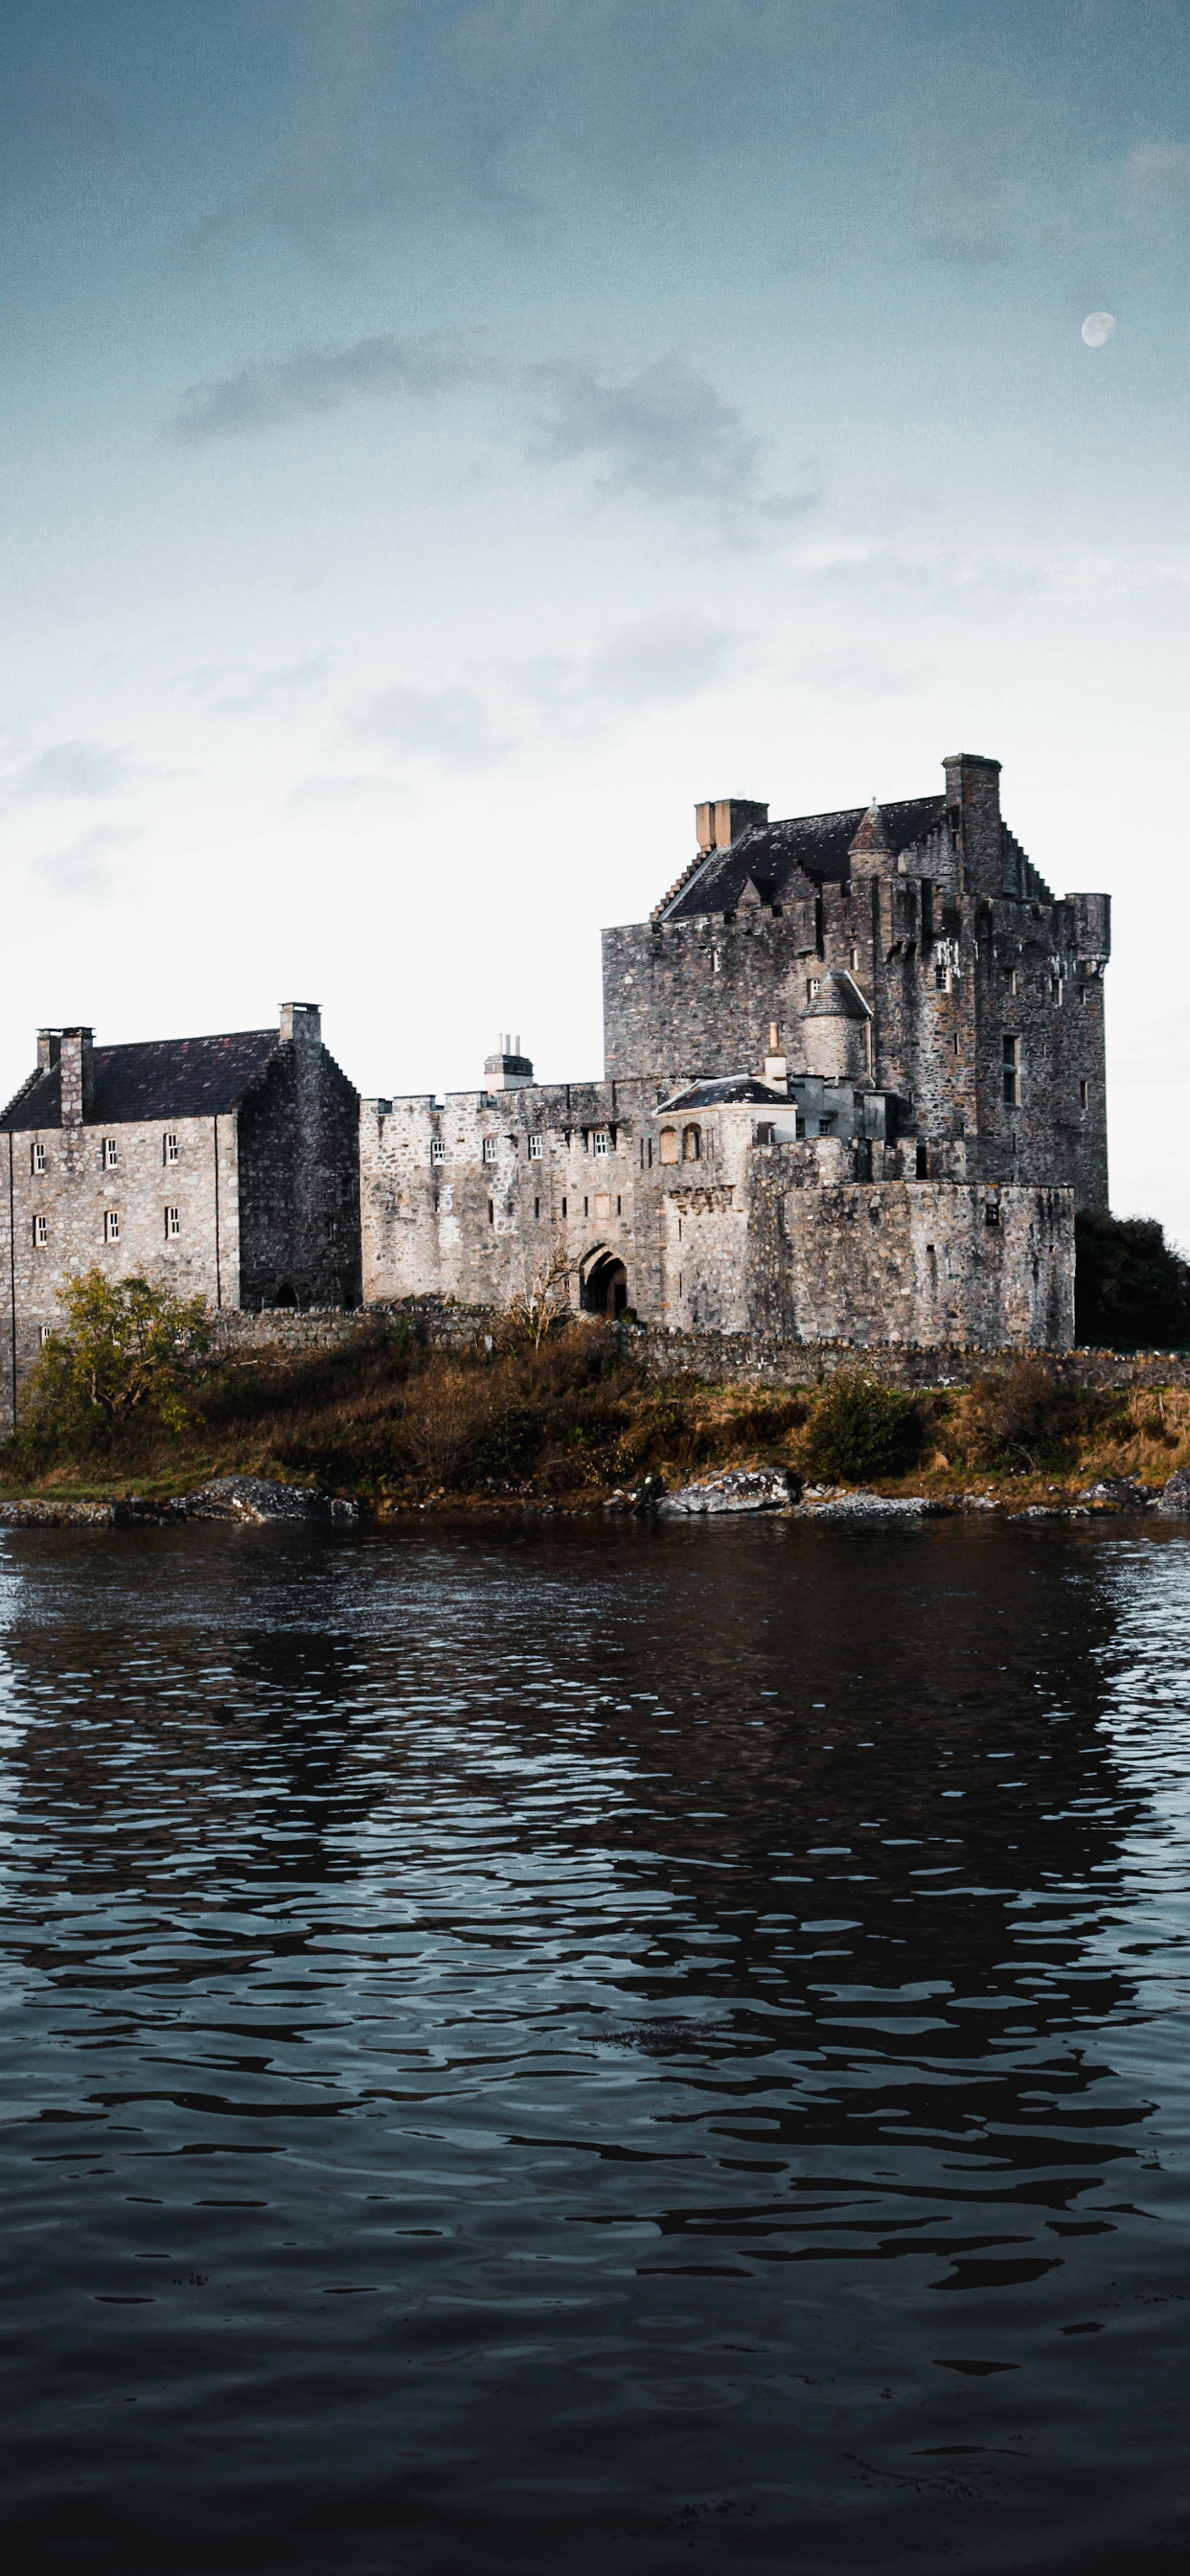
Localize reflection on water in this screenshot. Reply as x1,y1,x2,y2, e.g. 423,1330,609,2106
0,1518,1187,2574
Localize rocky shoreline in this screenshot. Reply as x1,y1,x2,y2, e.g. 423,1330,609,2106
3,1465,1189,1531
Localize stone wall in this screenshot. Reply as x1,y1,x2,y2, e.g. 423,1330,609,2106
359,1079,657,1315
238,1022,362,1312
206,1299,1190,1393
0,1111,240,1422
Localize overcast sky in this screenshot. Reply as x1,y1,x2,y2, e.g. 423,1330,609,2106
2,0,1188,1229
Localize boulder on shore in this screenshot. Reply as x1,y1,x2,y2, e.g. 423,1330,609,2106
184,1476,357,1524
655,1467,797,1518
1156,1467,1190,1518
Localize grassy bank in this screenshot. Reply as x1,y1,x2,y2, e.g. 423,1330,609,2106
1,1320,1187,1512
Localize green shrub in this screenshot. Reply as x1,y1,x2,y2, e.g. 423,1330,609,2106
805,1374,926,1481
20,1269,211,1451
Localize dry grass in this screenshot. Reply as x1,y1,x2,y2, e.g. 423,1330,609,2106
1,1326,1185,1510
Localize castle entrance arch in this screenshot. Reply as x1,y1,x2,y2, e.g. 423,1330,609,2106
582,1251,629,1318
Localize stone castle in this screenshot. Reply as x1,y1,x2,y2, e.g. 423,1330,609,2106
0,751,1110,1406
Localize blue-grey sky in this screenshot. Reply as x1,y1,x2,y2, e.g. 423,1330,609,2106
3,1,1188,1227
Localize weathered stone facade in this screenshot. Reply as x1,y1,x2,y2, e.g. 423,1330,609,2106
0,1003,360,1414
602,755,1110,1211
362,750,1103,1352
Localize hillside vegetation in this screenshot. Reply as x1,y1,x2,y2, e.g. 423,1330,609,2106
1,1269,1187,1511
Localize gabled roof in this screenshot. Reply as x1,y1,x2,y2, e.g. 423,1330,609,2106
0,1030,282,1132
660,794,947,922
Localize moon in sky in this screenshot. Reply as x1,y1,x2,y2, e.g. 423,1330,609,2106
1082,311,1116,347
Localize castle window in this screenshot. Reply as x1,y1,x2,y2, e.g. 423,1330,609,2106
1002,1035,1018,1106
593,1129,609,1157
561,1196,567,1216
340,1173,353,1201
916,1144,929,1178
430,1137,445,1164
482,1137,497,1163
616,1195,622,1214
807,977,820,1001
953,1032,960,1056
39,1323,51,1345
985,1202,1000,1227
659,1128,679,1165
488,1200,494,1226
103,1209,119,1243
584,1196,589,1216
535,1197,540,1220
1005,965,1018,995
164,1132,178,1164
528,1133,543,1160
103,1138,118,1169
1080,1079,1088,1110
756,1122,774,1145
851,946,859,971
326,1217,337,1241
712,949,721,972
31,1140,45,1175
682,1125,700,1162
795,1115,806,1138
33,1214,47,1249
166,1206,180,1239
934,962,948,992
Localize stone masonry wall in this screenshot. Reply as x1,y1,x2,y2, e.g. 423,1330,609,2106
744,1162,1075,1350
237,1029,361,1312
0,1111,241,1424
360,1079,660,1316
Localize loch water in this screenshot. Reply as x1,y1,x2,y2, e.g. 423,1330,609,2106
0,1517,1187,2575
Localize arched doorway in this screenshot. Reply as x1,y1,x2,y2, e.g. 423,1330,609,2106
582,1253,629,1318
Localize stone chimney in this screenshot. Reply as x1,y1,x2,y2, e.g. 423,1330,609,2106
280,1001,322,1044
58,1027,94,1128
695,796,769,853
942,753,1001,898
36,1029,61,1074
484,1033,534,1093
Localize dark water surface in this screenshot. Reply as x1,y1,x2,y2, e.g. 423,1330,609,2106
0,1518,1187,2575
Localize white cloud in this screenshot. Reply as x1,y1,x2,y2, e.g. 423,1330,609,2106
30,824,141,901
6,739,138,801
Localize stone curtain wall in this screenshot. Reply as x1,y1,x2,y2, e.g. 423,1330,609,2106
360,1080,659,1315
237,1031,361,1312
0,1113,240,1417
207,1300,1173,1391
745,1163,1075,1351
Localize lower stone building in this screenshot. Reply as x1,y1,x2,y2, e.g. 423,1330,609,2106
0,1002,360,1415
360,1044,1073,1349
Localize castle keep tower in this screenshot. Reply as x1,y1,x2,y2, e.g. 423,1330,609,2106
602,752,1109,1214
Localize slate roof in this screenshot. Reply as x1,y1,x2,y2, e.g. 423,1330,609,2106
656,1075,786,1112
0,1030,282,1132
805,970,872,1021
660,794,946,922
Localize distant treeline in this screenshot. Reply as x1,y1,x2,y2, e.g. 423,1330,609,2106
1076,1212,1190,1350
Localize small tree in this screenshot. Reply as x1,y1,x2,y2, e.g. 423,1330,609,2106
502,1237,581,1348
26,1270,211,1445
